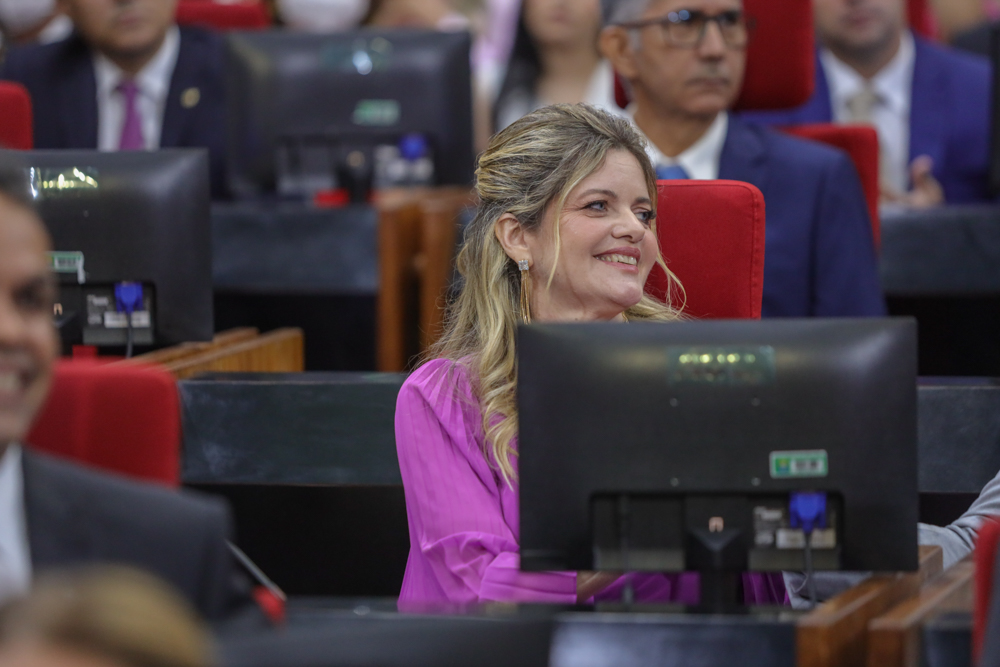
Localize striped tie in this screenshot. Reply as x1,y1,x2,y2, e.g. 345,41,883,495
117,79,145,151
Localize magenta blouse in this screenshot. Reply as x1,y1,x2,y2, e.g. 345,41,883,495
394,358,785,607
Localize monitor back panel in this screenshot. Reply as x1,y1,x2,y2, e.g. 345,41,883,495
517,319,918,572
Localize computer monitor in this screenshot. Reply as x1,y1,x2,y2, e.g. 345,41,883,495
225,29,474,200
1,148,214,350
517,318,918,581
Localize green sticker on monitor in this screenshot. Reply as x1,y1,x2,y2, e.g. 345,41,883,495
352,99,400,126
48,251,85,284
770,450,828,478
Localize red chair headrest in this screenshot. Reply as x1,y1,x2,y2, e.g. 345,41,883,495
0,81,33,150
974,518,1000,663
176,1,270,30
781,124,880,248
647,180,766,320
734,0,815,111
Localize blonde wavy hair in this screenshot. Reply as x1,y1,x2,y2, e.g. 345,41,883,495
427,103,683,485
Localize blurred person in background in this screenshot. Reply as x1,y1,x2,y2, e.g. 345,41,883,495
275,0,369,31
744,0,991,207
0,566,213,667
0,0,71,46
492,0,611,132
0,0,228,198
363,0,471,29
599,0,885,317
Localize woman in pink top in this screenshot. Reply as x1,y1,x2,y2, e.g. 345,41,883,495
394,104,786,607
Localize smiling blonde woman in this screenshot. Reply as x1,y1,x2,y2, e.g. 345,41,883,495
394,103,785,607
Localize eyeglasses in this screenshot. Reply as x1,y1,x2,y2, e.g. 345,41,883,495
617,9,754,49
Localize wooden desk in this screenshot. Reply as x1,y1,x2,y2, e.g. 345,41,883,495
868,557,974,667
121,327,304,379
376,187,474,371
797,545,944,667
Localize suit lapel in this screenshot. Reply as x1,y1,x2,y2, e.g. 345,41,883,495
21,450,91,571
809,52,835,122
908,37,946,168
161,29,196,148
718,115,769,194
56,35,99,149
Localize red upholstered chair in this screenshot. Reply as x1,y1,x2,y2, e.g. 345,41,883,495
0,81,32,150
647,180,766,319
733,0,814,111
176,0,271,30
26,360,181,487
782,124,881,248
974,518,1000,663
907,0,938,40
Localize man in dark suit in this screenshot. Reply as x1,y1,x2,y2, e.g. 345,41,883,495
743,0,992,206
0,0,228,198
599,0,885,317
0,167,251,621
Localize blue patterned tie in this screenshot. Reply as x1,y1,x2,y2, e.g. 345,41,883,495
656,164,690,180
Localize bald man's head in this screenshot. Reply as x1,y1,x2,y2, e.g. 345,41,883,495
0,173,58,454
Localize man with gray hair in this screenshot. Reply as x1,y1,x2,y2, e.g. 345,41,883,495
598,0,885,318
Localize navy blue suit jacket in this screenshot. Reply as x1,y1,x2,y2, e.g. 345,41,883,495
0,27,228,198
742,37,992,204
720,116,885,317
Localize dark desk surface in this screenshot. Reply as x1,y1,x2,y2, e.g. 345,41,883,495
226,599,799,667
881,206,1000,296
211,202,378,294
183,372,1000,495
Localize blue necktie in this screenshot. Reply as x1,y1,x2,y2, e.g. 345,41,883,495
656,164,690,180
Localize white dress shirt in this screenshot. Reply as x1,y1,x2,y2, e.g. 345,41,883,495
820,31,916,195
625,109,729,181
0,444,31,601
93,26,181,151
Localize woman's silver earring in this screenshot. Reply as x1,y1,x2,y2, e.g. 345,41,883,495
518,260,531,324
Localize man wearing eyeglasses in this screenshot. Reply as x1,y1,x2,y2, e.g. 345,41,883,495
745,0,991,207
599,0,885,318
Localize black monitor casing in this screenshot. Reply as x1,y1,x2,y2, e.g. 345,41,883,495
517,318,918,574
4,149,213,347
225,29,474,197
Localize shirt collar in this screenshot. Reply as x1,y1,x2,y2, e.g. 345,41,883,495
0,443,30,592
93,26,181,102
627,109,728,181
820,30,915,117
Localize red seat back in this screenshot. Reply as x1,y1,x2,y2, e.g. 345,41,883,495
975,518,1000,663
0,81,32,150
647,180,766,319
782,123,880,248
734,0,815,111
176,1,271,30
26,360,181,486
908,0,937,40
614,0,815,112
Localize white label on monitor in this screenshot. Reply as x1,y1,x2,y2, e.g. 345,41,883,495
103,311,151,329
776,528,837,549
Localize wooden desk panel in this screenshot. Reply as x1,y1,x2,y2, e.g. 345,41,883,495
867,558,974,667
797,546,943,667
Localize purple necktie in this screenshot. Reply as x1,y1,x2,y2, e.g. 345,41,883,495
116,79,145,151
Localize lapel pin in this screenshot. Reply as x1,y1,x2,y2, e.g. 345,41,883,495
181,87,200,109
